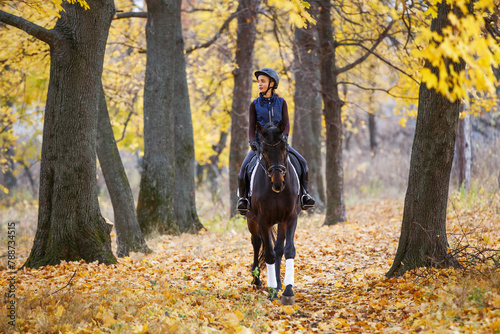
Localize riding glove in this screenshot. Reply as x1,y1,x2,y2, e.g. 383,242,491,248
249,140,258,151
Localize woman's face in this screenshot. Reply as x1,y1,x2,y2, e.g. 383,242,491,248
257,75,272,93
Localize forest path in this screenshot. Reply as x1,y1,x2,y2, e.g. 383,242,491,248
1,199,499,333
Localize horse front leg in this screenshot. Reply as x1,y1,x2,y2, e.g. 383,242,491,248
274,224,286,291
261,225,278,300
281,217,297,305
247,219,262,288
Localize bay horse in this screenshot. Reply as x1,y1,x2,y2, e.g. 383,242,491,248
245,121,301,305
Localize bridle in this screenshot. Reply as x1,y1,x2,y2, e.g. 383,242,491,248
259,139,288,178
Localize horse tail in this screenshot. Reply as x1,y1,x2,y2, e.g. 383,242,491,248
258,225,277,269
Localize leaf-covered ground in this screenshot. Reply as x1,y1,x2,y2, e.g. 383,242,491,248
1,197,500,333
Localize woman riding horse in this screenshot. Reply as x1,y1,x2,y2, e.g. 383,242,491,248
246,120,301,304
237,68,315,214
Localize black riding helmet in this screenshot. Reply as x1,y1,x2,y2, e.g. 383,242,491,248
255,68,279,89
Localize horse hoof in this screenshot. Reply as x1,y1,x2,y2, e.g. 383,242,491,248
281,285,295,305
252,281,263,289
280,295,295,305
268,288,279,301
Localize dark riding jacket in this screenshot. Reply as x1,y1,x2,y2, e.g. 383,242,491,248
239,93,308,180
249,94,290,143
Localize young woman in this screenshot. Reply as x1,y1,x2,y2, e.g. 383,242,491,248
237,68,315,214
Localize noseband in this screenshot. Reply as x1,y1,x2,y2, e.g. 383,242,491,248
259,140,288,178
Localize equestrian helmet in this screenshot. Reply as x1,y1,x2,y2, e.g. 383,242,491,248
255,68,279,89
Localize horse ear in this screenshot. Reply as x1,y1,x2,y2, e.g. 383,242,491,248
277,120,285,133
256,122,263,135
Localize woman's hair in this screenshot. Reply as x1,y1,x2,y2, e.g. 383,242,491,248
271,80,279,96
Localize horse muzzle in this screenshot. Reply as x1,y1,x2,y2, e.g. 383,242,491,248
272,181,286,193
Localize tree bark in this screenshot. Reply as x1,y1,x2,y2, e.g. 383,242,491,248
20,0,117,268
137,0,179,236
455,109,472,190
229,0,260,217
171,0,204,233
292,1,325,209
96,84,151,257
386,1,465,277
317,0,346,224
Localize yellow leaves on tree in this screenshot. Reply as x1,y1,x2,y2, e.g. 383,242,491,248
417,0,500,104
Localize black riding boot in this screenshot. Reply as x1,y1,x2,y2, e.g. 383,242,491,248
301,173,315,210
237,177,249,215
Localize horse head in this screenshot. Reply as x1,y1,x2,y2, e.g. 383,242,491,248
256,121,288,193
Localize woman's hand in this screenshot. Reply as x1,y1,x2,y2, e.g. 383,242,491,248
249,140,258,151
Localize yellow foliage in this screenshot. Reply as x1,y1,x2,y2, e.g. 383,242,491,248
418,1,500,103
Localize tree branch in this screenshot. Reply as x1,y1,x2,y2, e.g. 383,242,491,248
336,20,395,75
337,81,419,100
0,10,57,46
114,11,147,19
185,12,237,54
356,44,419,84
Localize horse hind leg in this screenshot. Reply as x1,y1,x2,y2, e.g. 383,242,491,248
250,234,262,288
261,225,279,300
248,220,262,288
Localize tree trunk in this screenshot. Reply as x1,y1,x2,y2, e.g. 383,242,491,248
386,1,464,277
137,0,179,236
317,0,346,224
455,109,472,190
96,84,151,257
368,113,377,154
23,0,117,268
368,89,377,155
171,0,204,233
292,1,325,209
207,131,227,203
229,0,260,217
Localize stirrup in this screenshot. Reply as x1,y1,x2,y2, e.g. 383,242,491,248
237,198,249,215
301,194,315,210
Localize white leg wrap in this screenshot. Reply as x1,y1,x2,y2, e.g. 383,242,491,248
266,263,277,288
284,258,294,286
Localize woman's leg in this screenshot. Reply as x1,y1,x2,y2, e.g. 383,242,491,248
237,150,256,214
287,146,315,209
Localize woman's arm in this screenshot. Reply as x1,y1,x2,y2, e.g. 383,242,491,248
282,100,290,135
249,101,256,141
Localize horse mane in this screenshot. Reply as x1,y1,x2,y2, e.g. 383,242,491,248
261,123,282,145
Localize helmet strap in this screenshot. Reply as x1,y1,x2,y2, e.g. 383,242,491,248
263,81,275,97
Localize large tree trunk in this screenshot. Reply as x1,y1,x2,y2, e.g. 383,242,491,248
171,0,203,233
96,84,151,257
137,0,179,236
455,109,471,190
23,0,117,268
292,1,325,209
317,0,346,224
229,0,260,217
386,1,464,277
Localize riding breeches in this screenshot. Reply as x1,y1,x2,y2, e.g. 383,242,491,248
238,150,257,180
